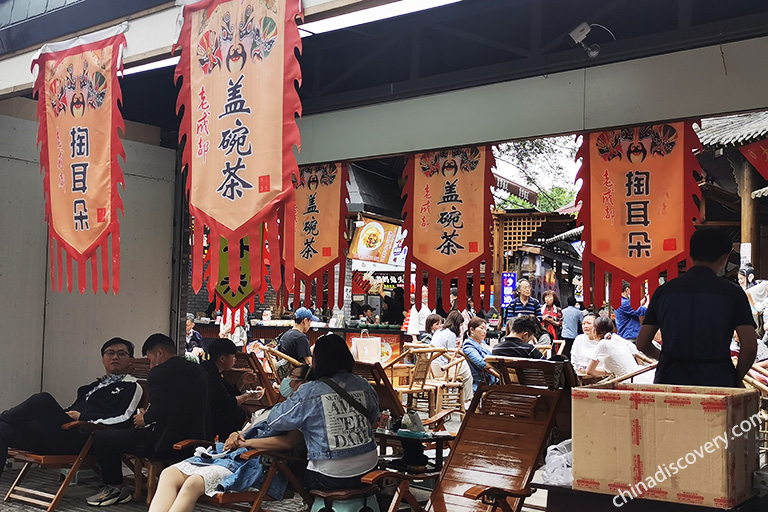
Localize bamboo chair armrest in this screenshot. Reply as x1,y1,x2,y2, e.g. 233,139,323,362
634,352,657,365
442,357,464,371
173,439,213,451
408,347,447,355
258,344,302,366
464,484,532,500
751,364,768,379
383,351,410,369
598,362,658,386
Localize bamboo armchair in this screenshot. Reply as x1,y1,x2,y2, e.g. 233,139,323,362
428,350,470,416
392,347,446,417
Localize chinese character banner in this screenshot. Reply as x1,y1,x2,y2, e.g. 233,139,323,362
175,0,302,302
31,23,127,294
739,139,768,180
402,146,494,311
292,163,348,309
575,122,701,308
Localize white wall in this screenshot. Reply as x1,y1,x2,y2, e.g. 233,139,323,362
0,99,176,410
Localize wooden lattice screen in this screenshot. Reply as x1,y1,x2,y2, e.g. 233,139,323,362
494,213,545,271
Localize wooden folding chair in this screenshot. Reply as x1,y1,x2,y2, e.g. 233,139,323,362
363,384,563,512
4,421,103,512
171,440,313,512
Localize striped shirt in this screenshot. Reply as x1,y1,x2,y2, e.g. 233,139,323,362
504,296,542,324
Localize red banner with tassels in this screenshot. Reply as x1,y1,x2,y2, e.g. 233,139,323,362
32,24,127,294
291,163,349,309
402,146,494,313
175,0,302,306
575,122,701,309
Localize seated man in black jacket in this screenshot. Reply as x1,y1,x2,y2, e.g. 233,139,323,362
203,339,261,440
492,315,545,359
0,337,142,477
88,334,210,507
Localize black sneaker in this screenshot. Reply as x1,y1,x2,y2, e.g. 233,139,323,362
86,485,132,506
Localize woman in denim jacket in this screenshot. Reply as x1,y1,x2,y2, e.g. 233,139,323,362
461,317,500,393
148,365,312,512
267,333,380,491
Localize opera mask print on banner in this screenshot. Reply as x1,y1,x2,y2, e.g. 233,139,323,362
196,4,278,75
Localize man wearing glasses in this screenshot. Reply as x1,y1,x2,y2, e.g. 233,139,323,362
0,337,143,477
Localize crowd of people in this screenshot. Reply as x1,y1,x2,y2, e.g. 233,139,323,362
1,228,760,511
0,329,380,510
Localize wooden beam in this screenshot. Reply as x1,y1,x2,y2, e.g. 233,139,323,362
740,158,760,269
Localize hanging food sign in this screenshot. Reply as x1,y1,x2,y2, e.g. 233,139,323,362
402,145,494,311
32,24,127,294
575,122,701,308
175,0,303,309
292,163,349,309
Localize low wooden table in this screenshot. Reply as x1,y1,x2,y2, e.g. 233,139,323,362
533,483,768,511
374,430,456,473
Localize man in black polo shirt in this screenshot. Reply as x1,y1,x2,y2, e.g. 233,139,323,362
636,228,757,387
492,315,545,359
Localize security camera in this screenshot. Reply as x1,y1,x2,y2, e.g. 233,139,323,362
569,22,591,45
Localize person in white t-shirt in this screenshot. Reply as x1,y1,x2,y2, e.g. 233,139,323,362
586,316,655,384
570,313,602,372
407,286,433,340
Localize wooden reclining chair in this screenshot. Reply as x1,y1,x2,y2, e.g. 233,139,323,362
484,356,577,389
5,357,152,511
363,384,563,512
171,440,313,512
254,343,301,386
4,421,103,512
233,352,282,408
483,356,578,441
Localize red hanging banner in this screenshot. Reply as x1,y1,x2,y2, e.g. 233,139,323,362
292,163,349,309
32,24,127,294
575,122,702,308
175,0,302,300
738,139,768,180
402,146,494,312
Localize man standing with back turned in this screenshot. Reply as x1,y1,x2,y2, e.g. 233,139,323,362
636,228,757,387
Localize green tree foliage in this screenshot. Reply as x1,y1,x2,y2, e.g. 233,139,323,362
493,136,579,212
